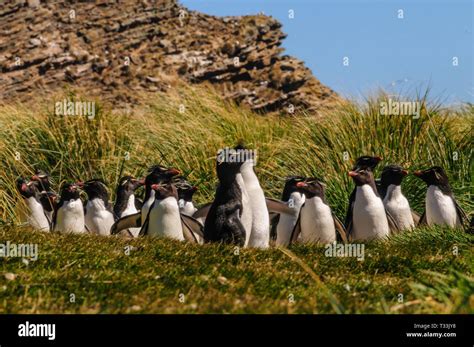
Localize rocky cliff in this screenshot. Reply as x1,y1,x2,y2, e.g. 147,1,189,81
0,0,340,113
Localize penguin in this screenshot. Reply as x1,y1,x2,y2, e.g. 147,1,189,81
113,176,144,237
204,154,247,246
81,179,115,236
174,177,198,216
16,178,51,231
414,166,467,229
347,169,390,241
141,165,181,225
30,169,56,222
110,166,181,235
140,183,203,243
273,176,306,247
53,182,85,234
290,178,347,244
380,165,418,231
344,155,383,230
235,144,269,249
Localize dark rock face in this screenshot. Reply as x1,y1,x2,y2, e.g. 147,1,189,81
0,0,340,113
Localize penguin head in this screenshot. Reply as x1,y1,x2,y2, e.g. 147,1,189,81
151,183,178,200
414,166,449,187
146,166,181,186
30,169,51,191
295,178,326,199
282,176,306,200
352,156,383,171
16,178,39,199
59,182,81,201
118,176,145,194
80,179,109,201
348,169,375,186
174,178,198,202
380,165,408,187
216,150,244,182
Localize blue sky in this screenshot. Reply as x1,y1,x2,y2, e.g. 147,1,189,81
180,0,473,104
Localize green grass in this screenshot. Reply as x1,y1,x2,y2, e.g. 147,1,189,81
0,85,472,313
0,225,472,313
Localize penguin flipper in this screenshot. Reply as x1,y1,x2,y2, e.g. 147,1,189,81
289,211,302,245
411,210,421,225
418,211,427,226
134,198,143,210
269,212,280,241
344,189,356,230
111,212,141,235
193,202,212,220
386,209,400,234
332,213,348,243
453,200,468,230
265,198,294,215
180,214,203,244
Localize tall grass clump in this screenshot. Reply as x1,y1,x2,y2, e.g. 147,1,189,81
0,86,472,225
280,93,473,217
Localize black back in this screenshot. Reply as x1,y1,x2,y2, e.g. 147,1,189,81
204,156,246,246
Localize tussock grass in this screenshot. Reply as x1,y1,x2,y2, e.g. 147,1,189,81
1,86,472,223
0,85,472,313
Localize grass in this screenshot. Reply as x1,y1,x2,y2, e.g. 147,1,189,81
0,225,472,313
0,85,472,313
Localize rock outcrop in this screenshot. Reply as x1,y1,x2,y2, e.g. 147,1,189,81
0,0,340,113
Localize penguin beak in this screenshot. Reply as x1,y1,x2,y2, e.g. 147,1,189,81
375,156,383,162
167,168,180,176
20,183,28,192
413,170,423,177
151,184,160,191
401,170,408,176
31,175,40,182
348,171,358,177
75,181,84,188
192,186,198,192
296,182,307,188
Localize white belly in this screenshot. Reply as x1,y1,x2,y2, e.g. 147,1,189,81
241,163,269,249
276,192,305,247
148,197,184,240
179,200,197,216
425,186,460,227
352,185,389,241
54,199,85,234
26,197,50,231
383,185,414,231
85,199,114,236
300,197,336,244
236,173,253,247
120,195,140,237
